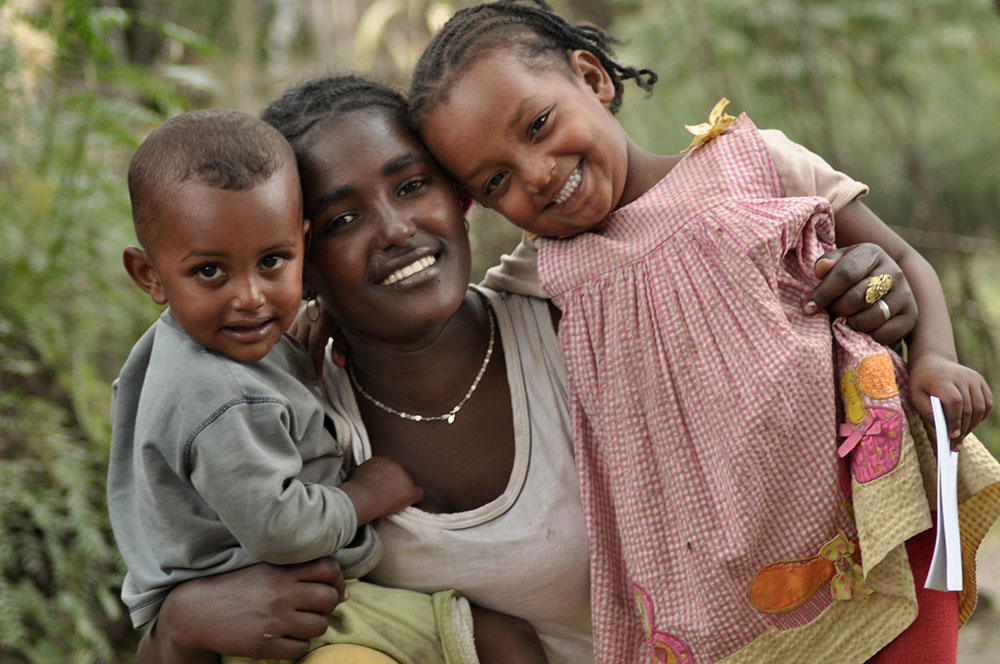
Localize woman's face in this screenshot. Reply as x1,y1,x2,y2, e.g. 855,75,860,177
297,109,471,344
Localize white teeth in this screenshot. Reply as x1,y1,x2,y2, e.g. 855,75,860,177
552,165,582,205
381,255,437,285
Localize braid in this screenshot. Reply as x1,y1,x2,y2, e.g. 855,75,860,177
261,75,409,156
409,0,656,123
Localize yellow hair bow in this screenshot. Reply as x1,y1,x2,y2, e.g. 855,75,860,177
681,98,736,153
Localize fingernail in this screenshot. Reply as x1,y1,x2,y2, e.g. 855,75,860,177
951,429,961,439
803,301,817,314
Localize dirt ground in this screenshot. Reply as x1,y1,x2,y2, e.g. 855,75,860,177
957,521,1000,663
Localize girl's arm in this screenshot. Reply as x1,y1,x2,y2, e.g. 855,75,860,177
137,559,346,664
833,199,993,445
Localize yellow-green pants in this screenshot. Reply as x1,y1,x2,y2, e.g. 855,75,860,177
223,580,476,664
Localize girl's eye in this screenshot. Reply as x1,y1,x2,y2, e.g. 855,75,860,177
483,171,507,197
529,111,550,139
194,264,224,281
260,255,288,271
398,177,427,197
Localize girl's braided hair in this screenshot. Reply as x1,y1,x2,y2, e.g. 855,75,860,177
408,0,656,124
260,75,409,155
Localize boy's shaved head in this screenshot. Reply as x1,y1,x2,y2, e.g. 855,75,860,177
128,109,296,251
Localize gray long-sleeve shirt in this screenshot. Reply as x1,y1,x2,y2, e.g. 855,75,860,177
107,311,380,627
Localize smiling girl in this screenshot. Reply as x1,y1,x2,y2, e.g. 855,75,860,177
407,1,1000,662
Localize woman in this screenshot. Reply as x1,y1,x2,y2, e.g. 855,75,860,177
135,75,919,664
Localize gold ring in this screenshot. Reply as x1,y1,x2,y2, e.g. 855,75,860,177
865,274,893,304
262,632,275,640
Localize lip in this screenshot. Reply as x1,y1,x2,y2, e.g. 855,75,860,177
221,318,275,343
377,252,439,286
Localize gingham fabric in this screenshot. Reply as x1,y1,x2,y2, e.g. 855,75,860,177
537,115,1000,663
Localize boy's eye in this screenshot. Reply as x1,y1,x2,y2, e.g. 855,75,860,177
483,171,507,197
260,255,288,271
529,111,550,139
194,264,224,281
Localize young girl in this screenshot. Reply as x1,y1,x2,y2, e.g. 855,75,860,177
408,1,1000,662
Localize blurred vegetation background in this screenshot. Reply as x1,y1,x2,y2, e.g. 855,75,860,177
1,0,998,661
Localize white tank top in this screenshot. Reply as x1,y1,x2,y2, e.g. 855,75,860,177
323,287,593,664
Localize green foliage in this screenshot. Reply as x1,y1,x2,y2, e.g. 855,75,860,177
0,1,180,660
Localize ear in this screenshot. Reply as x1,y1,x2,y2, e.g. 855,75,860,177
123,246,168,305
569,50,616,105
302,217,312,254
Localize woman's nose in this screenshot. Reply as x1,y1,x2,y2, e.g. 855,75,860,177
375,203,417,246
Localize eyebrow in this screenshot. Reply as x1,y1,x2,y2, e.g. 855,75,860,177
308,152,424,217
181,241,296,263
382,152,422,176
308,185,354,218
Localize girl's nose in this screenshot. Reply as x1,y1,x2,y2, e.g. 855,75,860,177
523,159,555,196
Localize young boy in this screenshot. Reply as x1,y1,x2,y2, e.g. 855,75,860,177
108,109,478,663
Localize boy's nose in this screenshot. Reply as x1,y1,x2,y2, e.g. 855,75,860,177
232,277,266,311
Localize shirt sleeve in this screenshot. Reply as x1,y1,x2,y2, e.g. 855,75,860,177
759,128,869,213
187,400,359,564
480,232,550,298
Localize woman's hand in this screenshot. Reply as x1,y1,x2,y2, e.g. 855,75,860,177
290,303,343,376
137,558,346,664
802,242,917,345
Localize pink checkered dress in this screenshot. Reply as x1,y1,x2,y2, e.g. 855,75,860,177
537,116,927,663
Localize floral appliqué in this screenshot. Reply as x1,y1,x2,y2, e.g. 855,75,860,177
748,532,872,613
819,532,873,601
681,98,736,153
838,407,903,482
633,582,694,663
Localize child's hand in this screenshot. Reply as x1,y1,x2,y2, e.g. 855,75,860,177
341,456,424,525
908,354,993,449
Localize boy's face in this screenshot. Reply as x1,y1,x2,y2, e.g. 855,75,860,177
131,164,307,363
419,50,631,238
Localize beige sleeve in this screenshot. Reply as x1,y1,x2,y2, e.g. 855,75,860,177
760,128,869,213
479,233,550,298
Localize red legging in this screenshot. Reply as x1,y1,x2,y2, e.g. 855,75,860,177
866,522,960,663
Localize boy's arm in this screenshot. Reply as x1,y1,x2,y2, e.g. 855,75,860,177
833,200,993,444
190,404,421,563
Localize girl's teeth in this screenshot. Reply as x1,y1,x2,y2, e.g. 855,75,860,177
552,165,582,205
381,255,437,285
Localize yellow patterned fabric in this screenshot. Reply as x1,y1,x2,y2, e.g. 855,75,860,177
722,428,1000,662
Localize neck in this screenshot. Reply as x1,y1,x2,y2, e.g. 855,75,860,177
342,290,493,414
617,140,681,210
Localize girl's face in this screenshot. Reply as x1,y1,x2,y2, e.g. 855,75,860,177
297,110,471,343
419,50,631,238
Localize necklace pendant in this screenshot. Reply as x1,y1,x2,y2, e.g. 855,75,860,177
447,413,456,424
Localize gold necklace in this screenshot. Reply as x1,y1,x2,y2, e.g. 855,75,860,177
347,304,495,425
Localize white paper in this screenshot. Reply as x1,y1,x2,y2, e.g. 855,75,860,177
924,395,963,591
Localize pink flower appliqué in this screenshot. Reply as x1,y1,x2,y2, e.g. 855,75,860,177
633,582,694,663
837,407,903,483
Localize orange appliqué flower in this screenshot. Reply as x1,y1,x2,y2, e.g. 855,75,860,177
682,98,736,153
